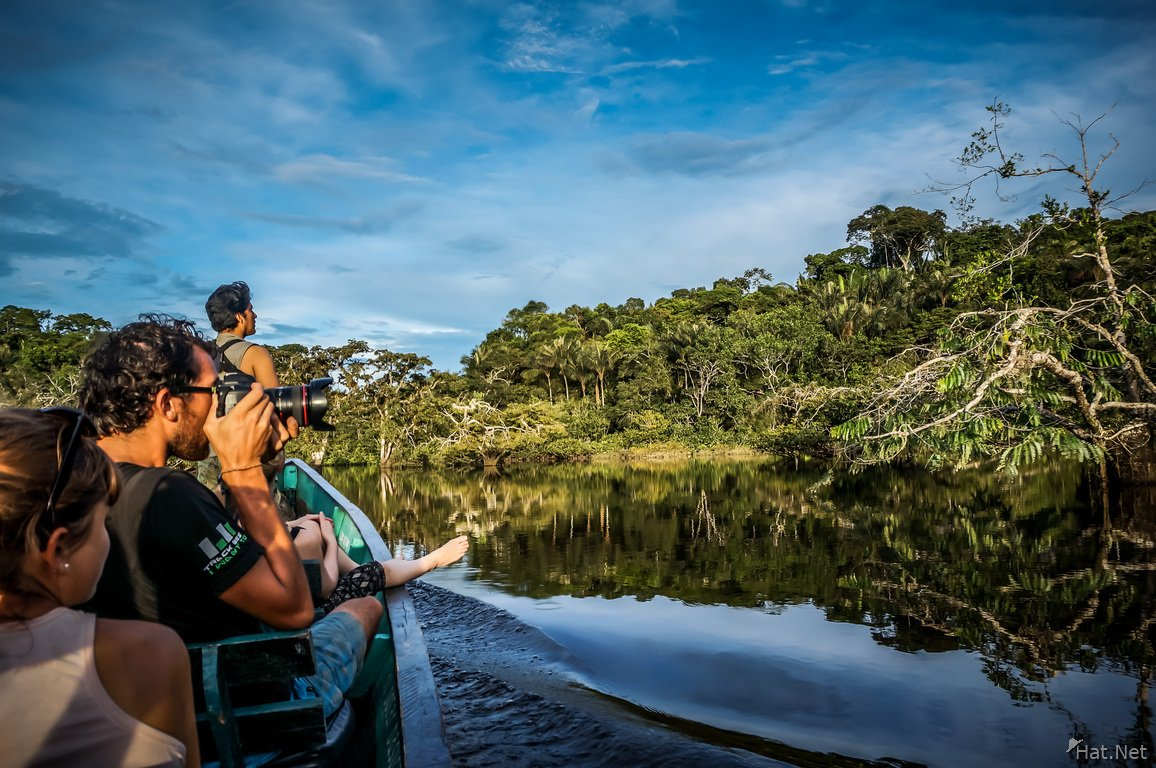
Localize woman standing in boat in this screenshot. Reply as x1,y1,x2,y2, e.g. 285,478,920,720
0,408,200,768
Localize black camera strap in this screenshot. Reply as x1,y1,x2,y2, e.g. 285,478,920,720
217,337,252,375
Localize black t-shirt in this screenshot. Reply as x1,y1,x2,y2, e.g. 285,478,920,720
84,463,266,643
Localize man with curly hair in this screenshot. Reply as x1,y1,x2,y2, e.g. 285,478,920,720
79,315,380,717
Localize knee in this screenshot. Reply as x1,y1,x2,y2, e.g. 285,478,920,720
332,596,383,638
291,523,324,561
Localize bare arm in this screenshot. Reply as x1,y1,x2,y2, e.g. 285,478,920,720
94,619,202,767
241,344,279,388
205,385,313,629
313,514,343,580
217,469,314,628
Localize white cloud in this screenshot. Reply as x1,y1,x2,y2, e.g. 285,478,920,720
767,49,849,76
603,56,711,75
273,155,427,185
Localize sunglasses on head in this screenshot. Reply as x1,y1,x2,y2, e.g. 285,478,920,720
38,407,98,533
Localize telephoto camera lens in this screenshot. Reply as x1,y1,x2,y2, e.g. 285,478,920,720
216,373,335,431
266,378,334,431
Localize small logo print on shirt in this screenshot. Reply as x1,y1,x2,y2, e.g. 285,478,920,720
199,522,247,574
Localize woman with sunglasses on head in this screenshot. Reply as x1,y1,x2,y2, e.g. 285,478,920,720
0,408,199,767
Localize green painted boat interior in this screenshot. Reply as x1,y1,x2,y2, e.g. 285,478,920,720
279,461,402,768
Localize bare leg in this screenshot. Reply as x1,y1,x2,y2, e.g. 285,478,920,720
305,514,359,578
291,521,323,562
289,518,339,598
336,546,359,577
381,535,469,587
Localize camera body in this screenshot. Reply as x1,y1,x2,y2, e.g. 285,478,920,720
216,372,335,431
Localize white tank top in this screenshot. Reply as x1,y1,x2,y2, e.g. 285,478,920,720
0,608,187,768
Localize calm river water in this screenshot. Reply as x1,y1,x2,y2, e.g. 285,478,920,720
322,459,1156,768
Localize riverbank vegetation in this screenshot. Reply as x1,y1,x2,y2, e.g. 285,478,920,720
3,105,1153,482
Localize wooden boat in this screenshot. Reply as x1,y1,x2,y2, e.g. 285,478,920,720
188,458,452,768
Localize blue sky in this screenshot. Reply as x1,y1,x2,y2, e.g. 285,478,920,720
2,0,1154,371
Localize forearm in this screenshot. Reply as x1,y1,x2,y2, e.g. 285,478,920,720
322,542,339,594
225,468,309,602
317,516,340,576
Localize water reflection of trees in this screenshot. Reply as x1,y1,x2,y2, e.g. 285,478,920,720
324,459,1156,694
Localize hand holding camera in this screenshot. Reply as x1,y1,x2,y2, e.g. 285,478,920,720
204,382,275,475
208,372,334,479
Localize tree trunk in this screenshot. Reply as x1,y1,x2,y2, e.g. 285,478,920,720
312,433,329,465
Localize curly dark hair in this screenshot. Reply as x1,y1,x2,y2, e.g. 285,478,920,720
205,281,252,333
79,314,215,437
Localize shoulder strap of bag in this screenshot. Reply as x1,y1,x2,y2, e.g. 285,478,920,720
113,466,176,620
217,337,253,375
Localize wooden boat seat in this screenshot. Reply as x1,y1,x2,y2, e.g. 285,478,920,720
187,625,355,768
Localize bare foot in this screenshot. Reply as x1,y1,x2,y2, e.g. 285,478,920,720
428,535,469,569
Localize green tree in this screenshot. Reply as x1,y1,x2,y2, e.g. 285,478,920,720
0,306,110,405
437,397,564,468
808,271,896,340
731,304,825,397
801,246,870,283
341,350,438,466
541,335,580,401
662,321,737,420
847,205,948,272
836,103,1156,497
579,339,619,407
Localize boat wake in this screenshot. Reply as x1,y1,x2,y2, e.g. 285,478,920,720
410,580,785,767
411,582,919,768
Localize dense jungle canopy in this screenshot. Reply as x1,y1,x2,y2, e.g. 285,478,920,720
3,107,1154,485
